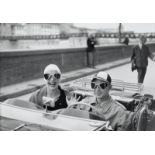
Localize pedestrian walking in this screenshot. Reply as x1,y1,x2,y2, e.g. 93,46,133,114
131,35,155,83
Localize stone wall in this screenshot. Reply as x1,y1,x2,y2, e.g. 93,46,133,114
0,43,155,87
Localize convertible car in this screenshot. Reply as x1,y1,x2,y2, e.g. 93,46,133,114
0,77,155,131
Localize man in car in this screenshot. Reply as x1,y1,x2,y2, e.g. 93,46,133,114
87,71,134,131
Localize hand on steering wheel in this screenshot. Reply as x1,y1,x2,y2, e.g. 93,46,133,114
66,92,106,118
67,95,100,114
67,101,97,111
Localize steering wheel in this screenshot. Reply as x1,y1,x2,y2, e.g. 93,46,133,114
67,102,100,114
66,93,104,117
67,102,107,122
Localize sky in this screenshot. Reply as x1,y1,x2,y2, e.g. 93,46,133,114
74,23,155,33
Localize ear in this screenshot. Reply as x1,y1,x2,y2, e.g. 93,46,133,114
108,84,112,90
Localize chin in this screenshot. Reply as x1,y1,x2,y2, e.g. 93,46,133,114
96,96,103,99
47,84,58,90
49,86,56,90
95,94,103,98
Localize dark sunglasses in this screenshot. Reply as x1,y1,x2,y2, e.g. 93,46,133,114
44,73,61,80
91,82,108,89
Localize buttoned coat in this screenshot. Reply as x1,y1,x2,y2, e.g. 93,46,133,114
131,45,154,68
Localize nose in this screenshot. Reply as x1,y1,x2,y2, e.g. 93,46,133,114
49,75,55,81
94,84,100,89
94,85,101,93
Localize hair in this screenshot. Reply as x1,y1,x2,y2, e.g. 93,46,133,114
139,35,147,43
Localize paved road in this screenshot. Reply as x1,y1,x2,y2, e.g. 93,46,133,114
18,59,155,100
107,59,155,87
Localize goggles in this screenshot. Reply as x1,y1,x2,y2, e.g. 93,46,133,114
91,81,108,89
44,73,61,80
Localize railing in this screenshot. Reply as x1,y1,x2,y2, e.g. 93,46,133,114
0,32,155,41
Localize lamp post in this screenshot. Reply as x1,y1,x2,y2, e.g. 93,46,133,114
118,23,122,43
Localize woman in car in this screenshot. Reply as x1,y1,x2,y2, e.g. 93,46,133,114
29,64,68,111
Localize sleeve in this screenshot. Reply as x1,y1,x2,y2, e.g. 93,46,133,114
87,38,90,46
147,46,154,60
94,38,98,45
87,38,93,47
29,91,43,109
131,47,136,61
115,110,134,131
29,91,37,103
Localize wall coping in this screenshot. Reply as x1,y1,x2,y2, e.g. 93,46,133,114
0,43,154,57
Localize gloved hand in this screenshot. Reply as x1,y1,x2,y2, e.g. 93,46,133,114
42,96,57,107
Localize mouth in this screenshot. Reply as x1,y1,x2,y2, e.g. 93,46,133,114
95,90,102,97
48,82,57,87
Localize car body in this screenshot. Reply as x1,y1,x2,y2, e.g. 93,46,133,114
0,98,112,131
